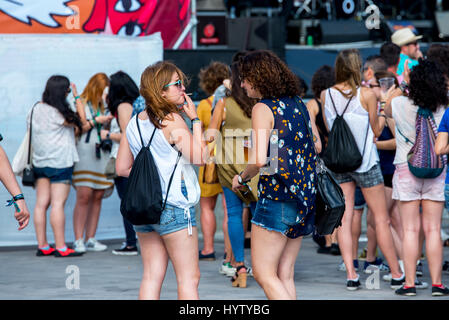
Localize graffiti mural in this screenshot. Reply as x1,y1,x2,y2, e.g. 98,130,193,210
0,0,191,48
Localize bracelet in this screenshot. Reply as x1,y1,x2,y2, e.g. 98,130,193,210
74,95,81,101
191,117,200,123
6,194,24,212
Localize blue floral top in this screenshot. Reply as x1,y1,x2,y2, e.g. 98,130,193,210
258,96,317,237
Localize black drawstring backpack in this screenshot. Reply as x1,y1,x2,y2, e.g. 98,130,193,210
321,89,369,173
120,116,181,225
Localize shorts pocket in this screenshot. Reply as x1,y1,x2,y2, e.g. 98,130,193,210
281,202,298,226
159,207,175,226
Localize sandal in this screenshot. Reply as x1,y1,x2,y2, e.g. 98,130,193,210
231,265,247,288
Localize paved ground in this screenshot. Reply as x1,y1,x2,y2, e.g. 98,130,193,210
1,233,449,300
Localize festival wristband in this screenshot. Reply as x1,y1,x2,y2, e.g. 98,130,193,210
6,194,24,212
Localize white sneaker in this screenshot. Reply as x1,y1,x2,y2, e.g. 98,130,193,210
383,273,392,282
219,262,236,277
73,238,86,253
85,238,107,252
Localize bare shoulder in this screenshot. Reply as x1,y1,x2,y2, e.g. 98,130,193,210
306,98,319,115
360,87,376,101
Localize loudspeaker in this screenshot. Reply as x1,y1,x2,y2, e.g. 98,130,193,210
227,17,286,59
164,49,238,101
435,11,449,38
319,20,370,44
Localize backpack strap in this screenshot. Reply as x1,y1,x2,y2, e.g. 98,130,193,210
328,89,353,117
162,151,182,211
135,115,183,211
27,102,39,166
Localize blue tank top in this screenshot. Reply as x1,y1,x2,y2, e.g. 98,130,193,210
377,126,396,175
258,96,317,211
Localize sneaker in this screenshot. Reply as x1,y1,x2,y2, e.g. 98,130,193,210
395,285,416,296
55,247,84,257
338,260,359,272
199,251,216,261
85,238,107,252
416,261,423,277
363,258,390,274
415,279,428,289
383,273,392,282
346,278,361,291
36,246,56,256
73,239,86,253
330,243,341,255
432,285,449,296
219,262,236,277
112,244,138,256
390,275,405,289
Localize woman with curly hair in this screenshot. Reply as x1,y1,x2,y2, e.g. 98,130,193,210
196,61,230,261
207,60,259,288
231,50,321,299
388,59,449,296
321,49,404,291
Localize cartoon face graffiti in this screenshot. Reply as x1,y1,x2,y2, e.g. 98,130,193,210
83,0,191,47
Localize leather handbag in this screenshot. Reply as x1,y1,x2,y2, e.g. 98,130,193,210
297,96,346,236
203,142,219,184
22,103,38,187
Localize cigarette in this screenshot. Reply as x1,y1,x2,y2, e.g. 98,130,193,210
186,93,192,96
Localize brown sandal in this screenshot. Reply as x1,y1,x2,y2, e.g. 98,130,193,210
231,266,247,288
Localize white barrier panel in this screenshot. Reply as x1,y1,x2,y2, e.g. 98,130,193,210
0,33,163,247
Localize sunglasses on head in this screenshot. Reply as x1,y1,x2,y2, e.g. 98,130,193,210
164,79,183,89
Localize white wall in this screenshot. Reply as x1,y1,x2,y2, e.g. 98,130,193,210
0,33,163,246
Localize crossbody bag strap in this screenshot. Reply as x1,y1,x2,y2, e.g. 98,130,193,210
27,102,39,166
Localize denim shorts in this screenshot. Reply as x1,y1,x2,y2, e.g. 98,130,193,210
33,166,73,184
252,198,314,239
133,180,196,236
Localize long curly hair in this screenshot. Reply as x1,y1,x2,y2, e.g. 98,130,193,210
408,59,448,112
426,44,449,78
198,61,230,96
239,50,300,98
228,62,257,118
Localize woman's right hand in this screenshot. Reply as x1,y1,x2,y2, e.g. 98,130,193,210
182,92,198,120
71,83,79,98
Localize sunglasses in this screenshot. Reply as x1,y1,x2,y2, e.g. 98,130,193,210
407,41,418,46
164,79,183,89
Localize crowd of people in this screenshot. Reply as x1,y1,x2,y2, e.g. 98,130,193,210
2,27,449,299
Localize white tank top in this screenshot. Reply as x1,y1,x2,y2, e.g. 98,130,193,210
324,87,379,173
125,115,200,210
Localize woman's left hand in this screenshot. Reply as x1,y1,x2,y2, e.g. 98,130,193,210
231,174,244,192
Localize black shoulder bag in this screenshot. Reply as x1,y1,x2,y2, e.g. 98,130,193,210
120,116,181,225
296,96,346,236
22,103,38,187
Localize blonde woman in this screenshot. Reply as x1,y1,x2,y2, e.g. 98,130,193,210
116,61,205,299
71,73,113,253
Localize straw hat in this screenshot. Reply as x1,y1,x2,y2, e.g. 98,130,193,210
391,28,422,47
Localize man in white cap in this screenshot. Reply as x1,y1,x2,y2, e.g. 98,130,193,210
391,28,423,76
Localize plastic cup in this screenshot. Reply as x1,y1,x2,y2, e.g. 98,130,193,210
379,77,395,93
